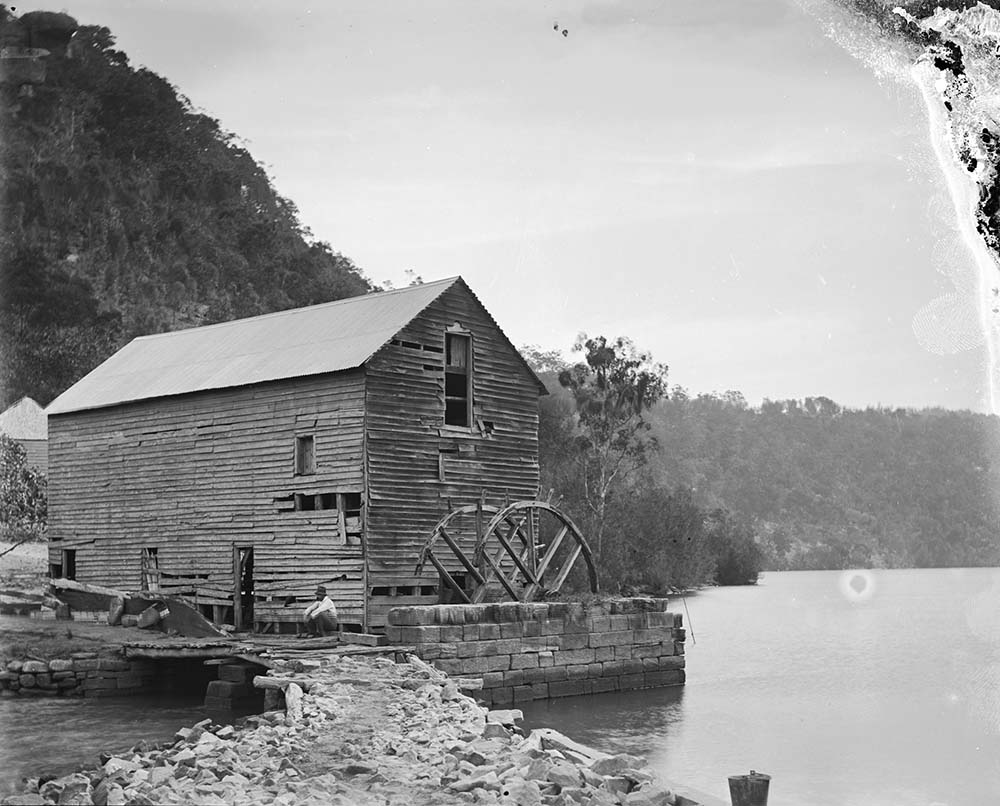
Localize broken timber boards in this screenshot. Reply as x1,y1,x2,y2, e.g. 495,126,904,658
127,596,228,638
49,578,125,612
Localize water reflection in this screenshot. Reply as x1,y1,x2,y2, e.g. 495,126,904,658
519,569,1000,806
522,684,685,757
0,693,222,793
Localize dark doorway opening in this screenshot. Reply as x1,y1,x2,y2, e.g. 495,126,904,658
62,549,76,580
234,547,254,632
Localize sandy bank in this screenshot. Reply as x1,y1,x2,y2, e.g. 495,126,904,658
5,652,718,806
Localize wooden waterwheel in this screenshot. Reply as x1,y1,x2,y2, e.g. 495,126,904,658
416,498,598,603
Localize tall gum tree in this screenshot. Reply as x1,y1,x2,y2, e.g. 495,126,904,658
558,335,667,559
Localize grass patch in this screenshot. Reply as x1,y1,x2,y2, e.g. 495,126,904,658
0,627,112,662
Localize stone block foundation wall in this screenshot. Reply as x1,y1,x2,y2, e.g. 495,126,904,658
386,598,685,707
0,653,157,697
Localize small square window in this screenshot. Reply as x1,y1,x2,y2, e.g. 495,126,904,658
295,493,317,511
295,435,315,475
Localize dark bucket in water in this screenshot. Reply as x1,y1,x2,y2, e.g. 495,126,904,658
728,770,771,806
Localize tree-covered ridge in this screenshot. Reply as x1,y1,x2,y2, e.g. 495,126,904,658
649,393,1000,570
0,9,371,408
536,356,1000,580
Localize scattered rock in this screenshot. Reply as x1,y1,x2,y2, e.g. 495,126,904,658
499,777,542,805
590,753,647,776
4,795,44,805
623,788,677,806
482,723,511,740
546,761,583,788
6,653,695,806
486,709,523,725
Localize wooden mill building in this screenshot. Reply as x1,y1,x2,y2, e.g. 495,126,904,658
45,278,547,631
0,396,48,474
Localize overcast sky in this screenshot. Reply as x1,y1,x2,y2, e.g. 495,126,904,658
43,0,991,411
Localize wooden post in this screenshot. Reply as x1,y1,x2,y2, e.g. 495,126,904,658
336,494,348,544
232,546,243,632
728,771,770,806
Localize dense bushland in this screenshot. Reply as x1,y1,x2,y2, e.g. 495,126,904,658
531,339,1000,590
0,7,371,409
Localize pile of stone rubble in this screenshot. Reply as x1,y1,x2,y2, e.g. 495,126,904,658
7,654,694,806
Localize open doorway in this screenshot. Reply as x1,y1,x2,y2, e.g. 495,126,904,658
233,546,254,632
141,547,160,592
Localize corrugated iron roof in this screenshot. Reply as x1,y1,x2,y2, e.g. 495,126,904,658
0,397,47,440
47,278,462,415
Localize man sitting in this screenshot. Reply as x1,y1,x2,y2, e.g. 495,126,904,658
302,585,339,637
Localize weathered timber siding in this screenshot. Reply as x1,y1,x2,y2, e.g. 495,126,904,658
18,438,47,475
47,372,367,624
364,283,541,622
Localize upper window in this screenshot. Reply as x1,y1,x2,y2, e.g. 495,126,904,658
294,434,316,475
444,332,472,427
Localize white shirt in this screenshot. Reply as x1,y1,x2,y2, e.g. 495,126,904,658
303,596,337,619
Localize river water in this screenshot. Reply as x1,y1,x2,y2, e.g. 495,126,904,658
0,693,208,794
3,569,999,803
522,568,1000,806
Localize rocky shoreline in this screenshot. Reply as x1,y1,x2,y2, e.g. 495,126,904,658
4,653,702,806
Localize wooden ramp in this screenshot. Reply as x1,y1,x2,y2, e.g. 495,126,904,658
121,634,414,668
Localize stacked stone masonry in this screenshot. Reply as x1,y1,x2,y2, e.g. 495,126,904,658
386,598,685,707
0,653,156,698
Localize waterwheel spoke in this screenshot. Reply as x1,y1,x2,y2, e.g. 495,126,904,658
426,551,472,603
480,547,522,600
491,522,537,584
549,543,583,593
534,525,568,579
439,526,485,585
526,511,537,577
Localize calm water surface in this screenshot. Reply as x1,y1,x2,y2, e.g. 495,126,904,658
522,568,1000,806
0,693,208,794
2,570,998,803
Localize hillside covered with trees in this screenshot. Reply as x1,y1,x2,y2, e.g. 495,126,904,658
0,7,371,409
531,341,1000,586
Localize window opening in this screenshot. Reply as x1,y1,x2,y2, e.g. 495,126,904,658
62,549,76,581
141,547,160,592
280,491,360,516
445,332,472,427
295,435,316,475
295,493,317,511
342,492,362,517
391,338,426,350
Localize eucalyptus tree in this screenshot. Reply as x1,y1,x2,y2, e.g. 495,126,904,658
558,335,667,559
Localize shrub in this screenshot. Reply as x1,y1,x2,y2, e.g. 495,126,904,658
0,434,47,542
705,509,763,585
